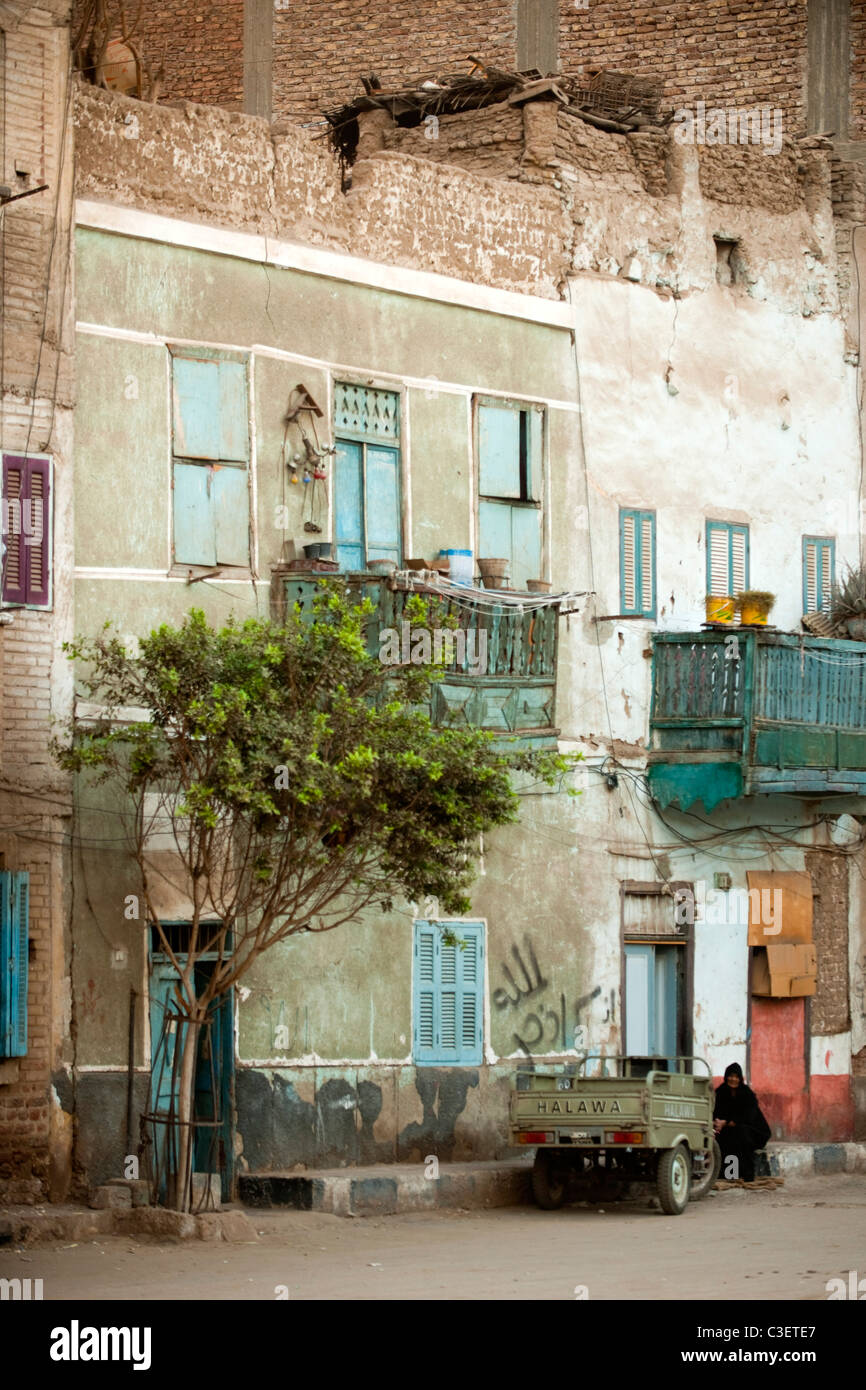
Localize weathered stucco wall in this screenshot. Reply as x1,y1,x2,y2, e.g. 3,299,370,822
67,65,866,1184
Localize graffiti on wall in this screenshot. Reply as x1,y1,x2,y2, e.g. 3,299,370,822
492,934,615,1057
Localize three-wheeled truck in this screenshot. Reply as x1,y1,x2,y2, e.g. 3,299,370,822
510,1056,722,1215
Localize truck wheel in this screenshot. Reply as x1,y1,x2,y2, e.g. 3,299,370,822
657,1144,691,1215
531,1150,568,1210
690,1139,722,1201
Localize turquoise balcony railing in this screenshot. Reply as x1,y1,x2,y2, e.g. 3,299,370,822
647,630,866,810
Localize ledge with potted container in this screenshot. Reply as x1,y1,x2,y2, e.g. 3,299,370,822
831,565,866,639
735,590,776,626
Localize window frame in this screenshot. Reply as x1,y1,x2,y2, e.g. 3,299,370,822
802,535,835,615
412,919,485,1066
332,379,404,572
474,395,545,589
619,507,656,619
168,344,252,576
706,519,750,597
1,452,53,610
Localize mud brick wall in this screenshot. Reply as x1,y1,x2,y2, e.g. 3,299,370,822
805,850,851,1036
851,0,866,139
383,102,525,178
697,141,805,214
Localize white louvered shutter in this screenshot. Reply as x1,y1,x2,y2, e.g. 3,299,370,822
622,512,636,611
805,540,818,613
731,529,747,596
640,516,653,614
709,525,730,596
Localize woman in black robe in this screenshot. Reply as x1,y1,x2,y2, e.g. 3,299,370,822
713,1062,771,1182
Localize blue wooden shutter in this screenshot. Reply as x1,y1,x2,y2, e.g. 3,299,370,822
479,405,521,497
803,537,834,614
413,921,484,1065
706,521,749,596
0,871,29,1058
174,461,217,566
335,440,364,571
511,505,541,589
212,464,250,566
365,444,402,565
173,357,222,460
620,509,655,617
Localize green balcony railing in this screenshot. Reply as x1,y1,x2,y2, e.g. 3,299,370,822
647,630,866,809
278,572,561,748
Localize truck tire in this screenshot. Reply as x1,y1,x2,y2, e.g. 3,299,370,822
531,1150,568,1210
690,1139,722,1201
657,1144,691,1215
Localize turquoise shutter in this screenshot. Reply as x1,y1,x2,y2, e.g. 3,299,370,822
174,462,217,566
365,444,402,565
511,505,542,589
212,464,250,566
413,921,484,1065
803,537,834,614
173,357,221,460
335,440,364,571
479,405,521,497
620,509,655,617
0,872,28,1058
216,360,250,461
479,499,513,574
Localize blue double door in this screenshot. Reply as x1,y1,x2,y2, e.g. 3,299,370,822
148,958,235,1201
334,439,401,571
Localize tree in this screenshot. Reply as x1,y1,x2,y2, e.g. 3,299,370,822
55,583,577,1208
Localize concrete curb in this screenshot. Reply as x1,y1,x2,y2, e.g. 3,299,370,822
0,1203,259,1247
764,1141,866,1179
239,1159,533,1216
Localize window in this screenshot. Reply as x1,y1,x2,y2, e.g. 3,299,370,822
802,536,834,614
706,520,749,597
170,348,250,569
2,454,51,608
622,881,689,1066
413,920,484,1065
477,399,543,590
619,508,655,617
333,381,401,571
0,872,28,1059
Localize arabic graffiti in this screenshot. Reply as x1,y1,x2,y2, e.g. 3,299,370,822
492,936,615,1058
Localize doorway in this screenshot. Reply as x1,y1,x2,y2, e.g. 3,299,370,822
624,942,685,1068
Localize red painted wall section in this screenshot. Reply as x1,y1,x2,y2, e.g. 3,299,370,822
750,996,807,1134
721,998,855,1142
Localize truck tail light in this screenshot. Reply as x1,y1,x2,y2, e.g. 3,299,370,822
605,1130,644,1144
518,1131,554,1144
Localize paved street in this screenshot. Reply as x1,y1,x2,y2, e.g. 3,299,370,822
3,1174,864,1301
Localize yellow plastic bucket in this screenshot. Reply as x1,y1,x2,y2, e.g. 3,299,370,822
739,597,771,625
705,595,735,624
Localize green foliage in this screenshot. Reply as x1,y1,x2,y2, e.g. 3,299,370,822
831,564,866,625
54,583,580,949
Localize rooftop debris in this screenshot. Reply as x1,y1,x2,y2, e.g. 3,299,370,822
325,59,667,169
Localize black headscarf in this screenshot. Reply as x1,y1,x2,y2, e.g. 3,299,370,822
714,1063,771,1146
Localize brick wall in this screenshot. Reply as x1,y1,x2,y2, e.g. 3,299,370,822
70,1,819,133
71,0,244,108
0,8,75,1204
805,850,851,1037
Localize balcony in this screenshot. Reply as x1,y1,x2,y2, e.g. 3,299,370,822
647,631,866,810
276,571,562,748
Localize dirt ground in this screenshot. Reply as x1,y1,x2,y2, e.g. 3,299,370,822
2,1174,864,1301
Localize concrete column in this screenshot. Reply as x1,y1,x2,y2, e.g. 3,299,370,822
243,0,273,119
807,0,850,137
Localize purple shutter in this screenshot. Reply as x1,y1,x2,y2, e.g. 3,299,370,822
1,455,51,607
24,457,50,606
2,456,26,605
